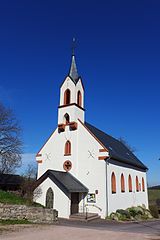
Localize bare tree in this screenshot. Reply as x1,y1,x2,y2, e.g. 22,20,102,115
119,137,136,153
21,164,41,203
0,101,22,173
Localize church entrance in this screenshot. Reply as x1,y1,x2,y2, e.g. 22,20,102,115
71,193,79,215
46,188,54,209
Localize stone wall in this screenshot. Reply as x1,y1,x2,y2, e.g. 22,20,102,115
0,203,58,223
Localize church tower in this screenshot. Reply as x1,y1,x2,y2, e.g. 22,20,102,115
58,52,85,131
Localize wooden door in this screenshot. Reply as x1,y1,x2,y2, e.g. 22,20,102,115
71,193,79,215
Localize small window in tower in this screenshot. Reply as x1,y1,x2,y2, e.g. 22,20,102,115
77,91,82,107
64,141,71,155
64,113,70,125
64,89,71,105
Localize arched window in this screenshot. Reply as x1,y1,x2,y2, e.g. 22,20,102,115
136,176,139,192
111,172,116,194
142,177,145,192
64,141,71,155
46,188,54,209
64,89,71,105
128,174,132,192
77,91,82,107
64,113,70,124
121,174,125,193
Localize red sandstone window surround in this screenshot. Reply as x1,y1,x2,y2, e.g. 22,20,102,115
64,113,70,124
64,141,71,155
128,174,132,192
121,173,125,193
64,89,71,105
136,176,139,192
77,91,82,107
111,172,116,194
142,177,145,192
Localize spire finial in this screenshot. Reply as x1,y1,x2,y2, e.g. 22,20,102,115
72,37,76,55
69,38,79,83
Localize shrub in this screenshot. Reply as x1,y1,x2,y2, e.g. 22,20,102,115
156,199,160,207
149,205,159,218
116,209,131,219
127,206,144,217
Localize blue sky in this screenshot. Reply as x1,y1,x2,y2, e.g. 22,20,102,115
0,0,159,185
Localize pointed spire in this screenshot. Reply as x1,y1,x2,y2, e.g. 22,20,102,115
69,38,79,84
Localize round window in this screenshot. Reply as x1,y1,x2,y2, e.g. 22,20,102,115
63,160,72,172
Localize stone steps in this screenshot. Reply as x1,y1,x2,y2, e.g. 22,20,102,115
69,213,101,222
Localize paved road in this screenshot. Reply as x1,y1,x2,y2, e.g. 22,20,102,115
59,218,160,235
2,225,158,240
1,220,160,240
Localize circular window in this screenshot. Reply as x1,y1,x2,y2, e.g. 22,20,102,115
63,160,72,172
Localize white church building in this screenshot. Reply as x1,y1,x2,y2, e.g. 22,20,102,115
35,52,148,219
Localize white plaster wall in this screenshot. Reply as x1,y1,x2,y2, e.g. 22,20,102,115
36,125,79,179
107,163,148,215
77,121,107,219
36,119,148,219
60,77,76,105
34,178,70,218
76,79,84,108
58,77,85,124
58,105,84,124
60,76,84,108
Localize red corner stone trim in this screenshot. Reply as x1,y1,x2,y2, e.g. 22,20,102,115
37,160,42,163
98,156,108,160
99,149,108,152
36,153,42,157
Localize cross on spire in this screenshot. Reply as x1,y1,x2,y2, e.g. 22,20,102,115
72,37,76,56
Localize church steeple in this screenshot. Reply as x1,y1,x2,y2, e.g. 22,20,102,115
69,38,79,84
58,41,85,126
69,55,79,83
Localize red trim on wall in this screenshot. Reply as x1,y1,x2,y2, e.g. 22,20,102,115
68,122,78,130
99,149,108,152
64,89,71,105
142,177,145,192
121,174,125,193
98,156,108,160
37,160,42,163
36,153,42,157
111,172,116,194
58,123,65,132
64,141,71,155
77,91,82,107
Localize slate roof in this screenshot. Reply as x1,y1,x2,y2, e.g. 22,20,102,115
36,170,88,193
68,55,79,84
85,122,148,171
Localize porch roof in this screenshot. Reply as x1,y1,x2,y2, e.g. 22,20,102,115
36,170,88,193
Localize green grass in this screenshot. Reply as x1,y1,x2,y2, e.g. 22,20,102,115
148,189,160,202
0,219,31,225
0,190,27,205
0,190,43,207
